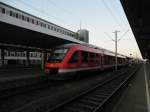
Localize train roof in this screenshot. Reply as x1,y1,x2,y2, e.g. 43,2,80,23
55,43,127,58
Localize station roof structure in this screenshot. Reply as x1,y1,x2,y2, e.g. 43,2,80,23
120,0,150,59
0,2,83,50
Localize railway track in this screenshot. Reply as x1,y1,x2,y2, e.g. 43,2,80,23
0,66,140,112
47,66,139,112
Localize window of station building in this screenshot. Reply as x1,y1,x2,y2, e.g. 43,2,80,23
82,51,88,63
18,14,21,19
10,52,15,57
41,23,44,27
4,50,8,56
22,15,24,20
36,21,39,25
0,7,3,13
16,13,18,18
69,51,78,63
21,52,26,57
6,10,9,15
29,18,32,23
39,53,42,57
51,26,54,30
9,10,12,16
12,12,16,17
43,23,46,28
27,17,29,22
34,52,37,57
1,8,5,14
48,25,50,29
24,16,27,21
32,19,34,24
30,53,33,57
16,52,21,57
40,22,43,27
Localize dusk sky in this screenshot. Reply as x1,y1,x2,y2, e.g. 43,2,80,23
0,0,142,58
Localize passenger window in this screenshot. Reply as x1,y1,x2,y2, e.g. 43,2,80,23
82,51,88,63
89,53,95,62
69,51,78,63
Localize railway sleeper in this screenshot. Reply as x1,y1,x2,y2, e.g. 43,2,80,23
91,92,110,97
63,102,93,112
78,98,101,106
77,99,98,107
93,89,113,94
87,94,108,99
84,94,105,101
82,96,103,103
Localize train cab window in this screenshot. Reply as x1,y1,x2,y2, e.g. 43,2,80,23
69,51,78,63
47,48,68,62
82,51,88,63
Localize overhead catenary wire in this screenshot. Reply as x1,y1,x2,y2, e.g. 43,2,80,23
46,0,77,19
100,0,125,30
109,0,128,29
104,32,115,41
118,29,129,41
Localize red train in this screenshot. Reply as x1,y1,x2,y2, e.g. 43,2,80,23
44,43,128,77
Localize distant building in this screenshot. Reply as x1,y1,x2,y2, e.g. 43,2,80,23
0,49,41,66
77,29,89,43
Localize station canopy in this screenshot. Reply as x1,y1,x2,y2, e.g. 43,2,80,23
121,0,150,59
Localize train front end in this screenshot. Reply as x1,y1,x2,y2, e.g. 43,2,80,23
44,48,68,76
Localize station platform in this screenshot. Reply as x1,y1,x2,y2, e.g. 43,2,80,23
113,63,150,112
0,67,46,91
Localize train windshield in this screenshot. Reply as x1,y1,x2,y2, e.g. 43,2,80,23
47,48,68,62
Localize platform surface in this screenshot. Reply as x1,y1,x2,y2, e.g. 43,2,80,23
113,63,150,112
0,67,44,82
0,67,45,90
